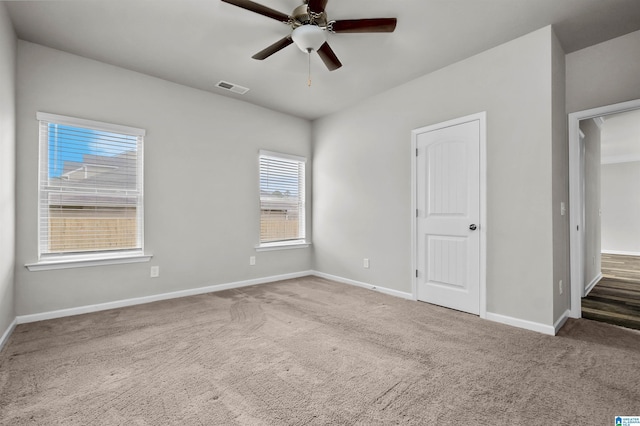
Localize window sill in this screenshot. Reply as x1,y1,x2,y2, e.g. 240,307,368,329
255,241,311,252
25,252,153,271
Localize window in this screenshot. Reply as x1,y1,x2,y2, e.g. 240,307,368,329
258,150,307,248
36,112,146,262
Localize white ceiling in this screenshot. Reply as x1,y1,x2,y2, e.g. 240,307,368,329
6,0,640,120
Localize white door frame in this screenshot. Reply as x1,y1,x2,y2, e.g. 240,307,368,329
568,98,640,318
411,112,487,318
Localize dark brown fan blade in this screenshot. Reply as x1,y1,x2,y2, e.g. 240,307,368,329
331,18,397,33
221,0,290,22
252,36,293,60
307,0,328,14
317,42,342,71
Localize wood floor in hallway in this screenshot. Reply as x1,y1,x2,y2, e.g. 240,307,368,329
582,253,640,330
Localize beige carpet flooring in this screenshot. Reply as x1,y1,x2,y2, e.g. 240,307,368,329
1,276,639,425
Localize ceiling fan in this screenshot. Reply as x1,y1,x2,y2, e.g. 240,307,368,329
221,0,397,71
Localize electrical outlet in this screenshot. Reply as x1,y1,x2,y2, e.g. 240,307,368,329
150,266,159,278
559,280,563,295
249,256,256,266
363,258,370,269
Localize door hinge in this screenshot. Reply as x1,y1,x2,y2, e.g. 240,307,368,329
416,148,418,157
416,270,418,278
416,209,419,217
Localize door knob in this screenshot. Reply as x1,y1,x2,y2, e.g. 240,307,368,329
469,224,477,231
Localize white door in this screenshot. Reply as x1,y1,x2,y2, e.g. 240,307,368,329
415,119,480,315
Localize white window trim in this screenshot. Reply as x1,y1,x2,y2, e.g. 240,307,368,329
255,240,311,252
36,112,146,136
258,150,309,250
29,112,151,270
259,149,305,163
26,252,153,271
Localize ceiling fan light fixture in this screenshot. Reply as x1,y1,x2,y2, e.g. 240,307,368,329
223,0,398,72
291,25,326,52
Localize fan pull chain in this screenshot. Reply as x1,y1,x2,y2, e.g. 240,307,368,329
307,48,312,87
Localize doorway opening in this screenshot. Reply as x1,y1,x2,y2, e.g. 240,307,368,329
569,99,640,330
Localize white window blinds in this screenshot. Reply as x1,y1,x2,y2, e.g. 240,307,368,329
259,150,306,244
37,112,145,258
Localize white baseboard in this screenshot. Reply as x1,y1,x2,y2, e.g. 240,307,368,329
311,271,414,300
554,309,571,334
0,318,17,353
314,272,560,336
602,250,640,256
584,272,602,296
16,270,314,324
485,312,556,336
11,270,561,338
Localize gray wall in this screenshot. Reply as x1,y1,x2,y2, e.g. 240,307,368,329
552,31,570,322
313,26,560,326
0,3,16,341
581,119,602,289
601,161,640,254
15,41,312,316
10,24,640,328
566,29,640,114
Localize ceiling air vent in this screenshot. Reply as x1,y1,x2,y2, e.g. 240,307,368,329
215,80,249,95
